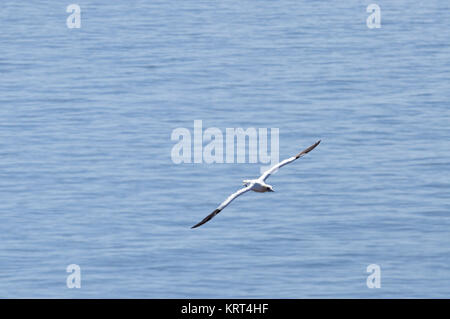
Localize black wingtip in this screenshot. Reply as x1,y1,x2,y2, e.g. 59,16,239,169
295,140,321,158
309,140,321,150
191,209,221,229
191,222,203,229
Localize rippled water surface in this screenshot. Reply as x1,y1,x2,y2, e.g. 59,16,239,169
0,1,449,298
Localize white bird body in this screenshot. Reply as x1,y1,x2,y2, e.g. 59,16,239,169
243,179,273,193
191,140,321,228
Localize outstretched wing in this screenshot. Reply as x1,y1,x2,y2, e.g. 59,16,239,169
258,140,321,182
191,184,254,228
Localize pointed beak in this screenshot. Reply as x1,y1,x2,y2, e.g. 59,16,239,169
270,189,275,192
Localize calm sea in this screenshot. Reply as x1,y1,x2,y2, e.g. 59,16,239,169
0,1,449,298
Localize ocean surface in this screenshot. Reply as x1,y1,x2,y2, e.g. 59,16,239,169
0,1,449,298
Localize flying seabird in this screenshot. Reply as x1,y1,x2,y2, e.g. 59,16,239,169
191,140,321,228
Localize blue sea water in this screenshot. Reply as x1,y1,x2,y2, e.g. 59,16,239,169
0,1,449,298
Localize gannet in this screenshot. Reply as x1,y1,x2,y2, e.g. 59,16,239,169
191,140,321,228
